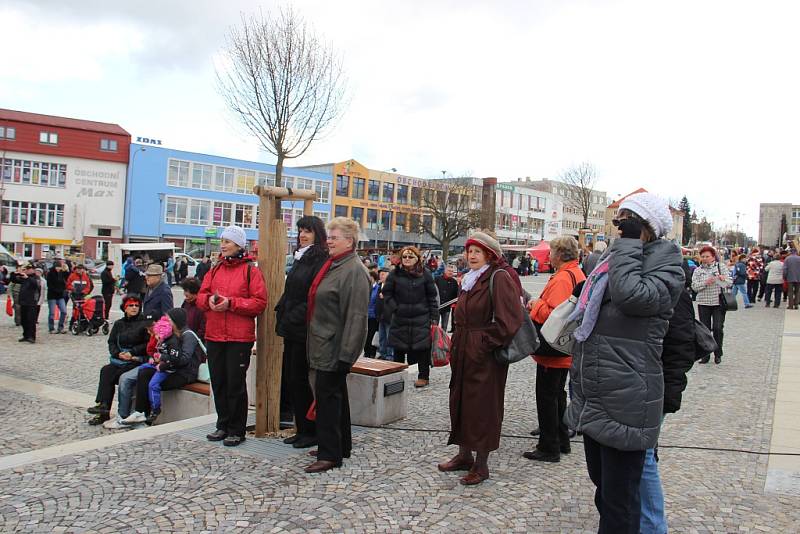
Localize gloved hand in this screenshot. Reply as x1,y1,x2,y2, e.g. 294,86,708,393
618,217,643,239
337,361,351,374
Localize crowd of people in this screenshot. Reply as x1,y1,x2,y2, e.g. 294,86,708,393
5,194,800,532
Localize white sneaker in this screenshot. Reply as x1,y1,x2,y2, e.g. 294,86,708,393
121,411,146,425
103,417,129,430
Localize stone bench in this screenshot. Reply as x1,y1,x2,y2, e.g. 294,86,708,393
157,382,214,424
347,357,409,427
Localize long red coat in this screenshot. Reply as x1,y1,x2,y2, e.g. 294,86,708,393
448,265,523,452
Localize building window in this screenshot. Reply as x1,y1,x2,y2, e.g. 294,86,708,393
423,215,433,232
257,172,275,187
314,210,329,222
294,177,313,190
381,210,392,230
282,208,304,234
396,184,409,204
395,212,407,231
335,175,349,197
410,187,421,205
282,176,294,189
314,180,330,204
100,139,118,152
168,159,190,188
235,169,256,194
2,159,66,187
1,200,64,227
368,180,380,201
366,209,378,229
39,131,58,145
352,178,365,200
97,228,112,237
410,214,421,232
191,163,213,190
0,126,15,140
214,166,234,193
335,205,348,218
189,199,211,225
234,203,255,228
377,182,392,203
351,207,364,225
166,197,189,224
213,201,233,226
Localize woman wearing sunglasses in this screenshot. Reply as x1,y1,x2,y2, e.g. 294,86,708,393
565,192,684,533
86,294,150,426
381,246,439,388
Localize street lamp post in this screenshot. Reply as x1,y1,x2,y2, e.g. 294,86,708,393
124,146,147,242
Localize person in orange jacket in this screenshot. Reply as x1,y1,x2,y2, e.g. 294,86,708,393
66,264,93,297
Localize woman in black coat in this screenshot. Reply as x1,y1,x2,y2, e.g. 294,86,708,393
87,295,150,425
382,246,439,388
275,216,328,449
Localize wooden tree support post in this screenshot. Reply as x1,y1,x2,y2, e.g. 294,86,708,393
253,185,315,436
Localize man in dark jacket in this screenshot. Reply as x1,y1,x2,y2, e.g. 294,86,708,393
639,286,696,533
195,256,211,282
143,264,173,318
124,257,147,301
17,263,42,343
46,259,70,333
434,265,459,332
100,261,117,320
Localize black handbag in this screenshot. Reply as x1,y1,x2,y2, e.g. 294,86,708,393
489,269,540,364
694,318,718,360
717,265,738,312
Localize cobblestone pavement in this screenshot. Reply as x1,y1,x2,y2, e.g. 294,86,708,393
0,390,105,456
1,280,799,531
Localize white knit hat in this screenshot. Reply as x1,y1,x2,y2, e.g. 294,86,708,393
618,193,673,238
220,225,247,248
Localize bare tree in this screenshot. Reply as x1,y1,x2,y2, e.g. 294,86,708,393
560,162,597,229
419,176,482,261
217,7,346,217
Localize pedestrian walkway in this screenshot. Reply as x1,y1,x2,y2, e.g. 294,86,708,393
1,284,800,531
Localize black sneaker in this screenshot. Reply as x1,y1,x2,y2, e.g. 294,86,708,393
145,411,160,426
87,403,109,415
523,449,560,462
292,435,318,449
223,435,246,447
88,412,110,426
206,429,228,441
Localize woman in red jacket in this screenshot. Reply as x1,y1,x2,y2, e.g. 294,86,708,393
197,225,267,447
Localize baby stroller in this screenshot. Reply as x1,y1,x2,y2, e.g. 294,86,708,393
70,293,110,336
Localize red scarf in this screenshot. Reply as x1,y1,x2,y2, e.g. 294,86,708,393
306,250,352,323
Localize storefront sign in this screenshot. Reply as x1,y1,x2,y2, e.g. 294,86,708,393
204,227,218,237
497,183,515,192
136,136,163,146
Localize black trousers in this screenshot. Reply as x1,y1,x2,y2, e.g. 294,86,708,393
314,369,351,463
284,339,315,437
439,309,451,332
135,365,192,415
364,318,379,358
765,284,783,306
95,362,138,406
583,434,646,534
535,365,569,454
698,304,725,357
206,340,253,437
21,305,39,340
395,349,430,380
746,279,760,302
102,293,114,320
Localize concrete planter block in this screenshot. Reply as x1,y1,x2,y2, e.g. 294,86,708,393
346,369,408,427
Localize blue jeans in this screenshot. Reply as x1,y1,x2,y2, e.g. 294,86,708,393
640,416,667,534
378,322,393,360
732,283,751,307
140,363,170,412
117,367,140,419
48,298,67,332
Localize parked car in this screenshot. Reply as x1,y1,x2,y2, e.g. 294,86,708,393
89,262,106,279
174,252,197,278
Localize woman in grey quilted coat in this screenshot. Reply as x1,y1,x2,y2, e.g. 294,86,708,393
564,192,684,534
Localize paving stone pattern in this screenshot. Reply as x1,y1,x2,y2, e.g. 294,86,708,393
0,279,798,531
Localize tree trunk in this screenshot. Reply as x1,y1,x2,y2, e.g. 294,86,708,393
273,153,285,220
441,238,450,262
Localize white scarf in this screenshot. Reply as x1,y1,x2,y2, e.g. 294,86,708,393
461,264,490,292
294,245,312,261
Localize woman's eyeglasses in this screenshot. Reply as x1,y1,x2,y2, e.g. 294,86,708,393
401,255,417,259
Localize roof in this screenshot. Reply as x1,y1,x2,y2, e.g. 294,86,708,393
0,108,130,136
607,188,648,209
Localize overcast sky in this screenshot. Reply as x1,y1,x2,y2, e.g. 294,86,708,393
3,0,798,237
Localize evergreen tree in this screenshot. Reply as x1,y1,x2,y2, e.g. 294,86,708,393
678,196,692,245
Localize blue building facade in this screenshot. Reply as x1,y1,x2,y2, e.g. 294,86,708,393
125,144,331,254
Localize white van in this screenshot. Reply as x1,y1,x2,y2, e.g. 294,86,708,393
0,244,20,268
174,252,198,278
108,243,176,277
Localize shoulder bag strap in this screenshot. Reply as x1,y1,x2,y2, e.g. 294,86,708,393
489,268,511,324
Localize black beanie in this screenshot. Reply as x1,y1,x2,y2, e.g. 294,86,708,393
166,308,188,331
